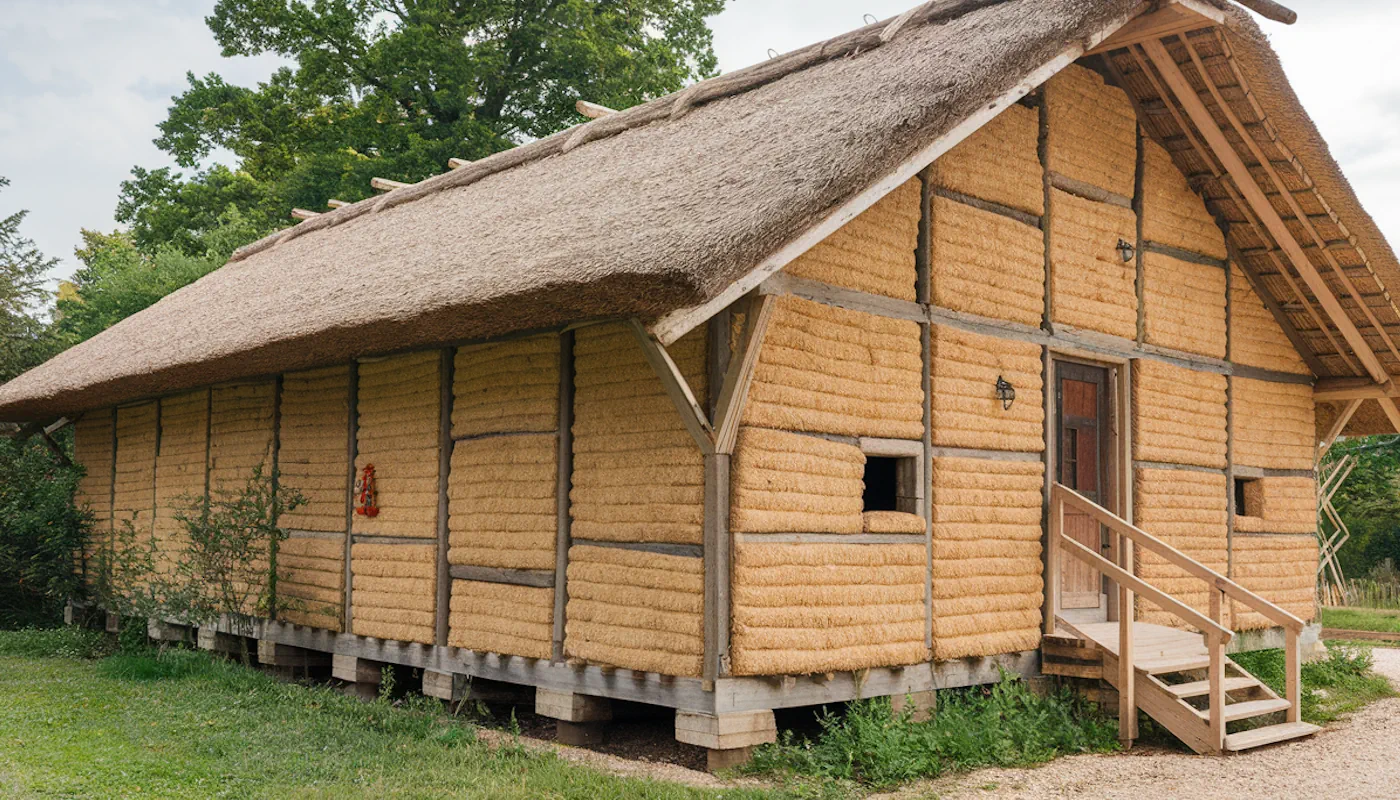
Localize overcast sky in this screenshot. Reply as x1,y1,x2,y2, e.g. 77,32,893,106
2,0,1397,289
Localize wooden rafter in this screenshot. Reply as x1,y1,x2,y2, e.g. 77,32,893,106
1230,247,1328,376
1317,398,1362,461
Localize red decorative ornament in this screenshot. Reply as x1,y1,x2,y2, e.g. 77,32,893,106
354,464,379,517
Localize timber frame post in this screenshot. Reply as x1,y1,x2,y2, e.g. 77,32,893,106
551,330,576,661
434,348,454,646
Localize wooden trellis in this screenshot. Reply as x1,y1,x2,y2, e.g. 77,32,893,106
1317,454,1356,606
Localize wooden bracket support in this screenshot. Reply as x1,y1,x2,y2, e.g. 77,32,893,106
627,318,715,453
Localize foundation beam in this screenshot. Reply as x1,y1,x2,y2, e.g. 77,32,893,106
675,710,776,771
257,640,332,669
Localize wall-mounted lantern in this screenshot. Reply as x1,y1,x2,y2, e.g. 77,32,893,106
995,376,1016,411
1117,238,1137,264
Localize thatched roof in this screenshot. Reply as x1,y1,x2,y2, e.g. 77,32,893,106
3,0,1394,430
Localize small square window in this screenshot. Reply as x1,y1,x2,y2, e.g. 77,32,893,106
1234,477,1262,517
863,455,920,514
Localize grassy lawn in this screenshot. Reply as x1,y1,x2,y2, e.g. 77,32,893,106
1320,606,1400,635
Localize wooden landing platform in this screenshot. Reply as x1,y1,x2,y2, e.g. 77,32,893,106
1067,621,1211,674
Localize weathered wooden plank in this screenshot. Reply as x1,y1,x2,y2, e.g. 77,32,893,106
733,532,925,545
449,565,555,588
1049,171,1133,209
552,330,575,661
759,272,924,322
570,538,703,558
435,348,453,647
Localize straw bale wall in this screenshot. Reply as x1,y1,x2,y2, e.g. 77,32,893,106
153,391,208,577
1141,252,1227,358
564,544,703,676
350,542,435,643
928,103,1043,215
452,335,559,437
730,427,864,535
279,366,350,532
864,510,926,534
929,197,1044,326
448,580,553,659
1233,477,1316,535
1140,137,1228,260
571,323,706,545
1231,534,1318,630
353,352,441,538
113,403,157,537
744,296,923,439
930,457,1044,660
929,325,1043,452
208,382,275,492
449,434,557,569
783,178,919,301
1229,265,1311,375
277,536,343,630
73,410,113,566
1232,378,1314,471
1134,468,1229,627
1045,64,1137,197
729,542,926,675
1132,359,1227,469
1049,189,1138,339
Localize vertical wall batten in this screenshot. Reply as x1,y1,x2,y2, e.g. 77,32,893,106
551,330,576,661
435,349,454,646
1133,123,1147,346
916,168,935,653
343,363,359,633
1037,88,1054,333
703,451,731,682
269,376,283,616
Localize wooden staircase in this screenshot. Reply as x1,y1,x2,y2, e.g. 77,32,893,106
1044,485,1321,754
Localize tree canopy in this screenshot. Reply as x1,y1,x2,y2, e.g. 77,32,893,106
0,177,61,383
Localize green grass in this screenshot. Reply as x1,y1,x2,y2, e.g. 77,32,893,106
1320,606,1400,635
0,628,824,800
740,675,1119,789
1230,644,1396,724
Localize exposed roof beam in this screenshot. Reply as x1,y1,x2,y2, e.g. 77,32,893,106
291,208,319,221
1315,377,1399,402
448,158,472,169
327,199,349,209
371,177,411,192
1231,246,1327,377
1233,0,1297,25
575,100,616,119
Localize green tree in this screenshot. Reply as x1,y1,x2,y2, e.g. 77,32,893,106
0,435,88,628
1326,437,1400,579
0,177,60,382
120,0,725,255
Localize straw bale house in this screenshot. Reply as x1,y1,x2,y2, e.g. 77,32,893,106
8,0,1398,763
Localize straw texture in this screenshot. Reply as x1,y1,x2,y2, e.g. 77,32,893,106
1049,188,1138,339
353,352,441,539
1045,64,1137,197
929,196,1044,326
113,402,157,537
153,391,208,578
571,323,706,545
73,409,114,565
1233,476,1316,535
929,324,1044,452
864,510,926,534
1229,265,1311,375
929,103,1043,215
452,335,560,438
784,178,920,301
730,542,927,675
1231,534,1318,629
1132,359,1227,469
1134,467,1228,627
448,580,553,659
564,544,703,676
1141,137,1228,260
1142,252,1227,358
1232,377,1314,471
277,536,344,630
730,426,864,535
448,433,557,569
351,542,435,643
208,382,275,492
931,457,1044,660
279,366,350,532
745,296,923,439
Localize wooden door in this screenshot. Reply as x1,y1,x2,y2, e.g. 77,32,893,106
1056,362,1111,613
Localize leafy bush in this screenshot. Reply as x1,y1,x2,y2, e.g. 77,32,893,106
0,436,88,628
743,675,1117,788
0,626,113,659
1231,644,1395,724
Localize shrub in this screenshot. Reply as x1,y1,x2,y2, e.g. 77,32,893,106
1231,644,1395,724
0,436,88,628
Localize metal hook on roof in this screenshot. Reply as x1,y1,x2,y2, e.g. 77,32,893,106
767,48,778,59
863,13,877,25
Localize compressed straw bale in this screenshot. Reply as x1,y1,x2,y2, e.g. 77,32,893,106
1141,137,1227,261
1132,359,1227,469
864,511,926,534
208,382,275,492
1044,64,1137,197
1230,534,1318,629
730,426,864,534
930,457,1044,659
1229,265,1311,375
929,324,1044,452
354,352,441,539
279,365,350,532
744,296,923,439
730,542,926,675
785,178,919,301
1049,188,1138,339
1232,378,1314,471
112,403,158,561
564,544,703,676
929,196,1044,326
929,103,1043,215
351,542,435,643
570,323,707,545
73,409,114,568
452,335,560,438
1134,468,1228,628
448,433,556,569
277,536,344,630
153,391,208,579
448,580,553,658
1142,252,1227,358
1233,476,1316,535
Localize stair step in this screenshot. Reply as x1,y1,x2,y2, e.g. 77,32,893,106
1168,676,1260,698
1224,721,1321,751
1222,698,1292,722
1141,655,1211,674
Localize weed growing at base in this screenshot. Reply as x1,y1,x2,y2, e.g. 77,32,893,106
1231,644,1396,724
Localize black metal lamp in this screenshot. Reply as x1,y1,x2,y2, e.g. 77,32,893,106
1117,238,1137,263
995,376,1016,411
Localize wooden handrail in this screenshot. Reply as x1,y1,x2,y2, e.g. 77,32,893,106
1053,484,1304,632
1058,533,1233,643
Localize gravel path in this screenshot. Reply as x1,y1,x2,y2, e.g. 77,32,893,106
905,648,1400,800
